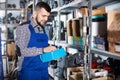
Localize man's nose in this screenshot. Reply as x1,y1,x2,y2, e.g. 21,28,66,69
45,17,48,21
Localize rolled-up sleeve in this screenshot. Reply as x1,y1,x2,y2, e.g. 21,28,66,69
15,24,43,57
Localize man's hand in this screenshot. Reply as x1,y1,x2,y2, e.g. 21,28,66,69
43,46,57,52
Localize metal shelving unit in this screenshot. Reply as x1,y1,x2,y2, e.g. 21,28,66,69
88,0,120,80
51,0,120,80
60,0,87,11
89,0,120,60
50,0,89,80
49,40,83,51
91,48,120,60
24,0,120,80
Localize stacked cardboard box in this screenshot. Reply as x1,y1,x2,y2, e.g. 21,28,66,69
107,10,120,53
67,67,114,80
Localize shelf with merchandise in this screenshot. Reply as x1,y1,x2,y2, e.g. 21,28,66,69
46,0,120,80
91,48,120,60
90,0,120,60
51,0,87,13
51,0,120,13
48,40,83,51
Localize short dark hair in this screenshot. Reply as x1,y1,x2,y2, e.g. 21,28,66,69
35,2,51,13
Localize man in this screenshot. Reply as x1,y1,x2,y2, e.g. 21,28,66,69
15,2,56,80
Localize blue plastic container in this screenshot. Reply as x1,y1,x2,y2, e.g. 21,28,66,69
40,48,66,62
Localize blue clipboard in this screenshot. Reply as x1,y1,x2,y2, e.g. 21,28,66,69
40,48,66,62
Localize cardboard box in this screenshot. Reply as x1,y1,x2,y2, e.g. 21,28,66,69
108,41,120,54
108,42,115,53
67,67,83,80
69,74,83,80
92,7,106,16
67,67,100,80
107,10,120,42
92,76,113,80
67,67,112,80
77,7,88,16
67,67,83,73
77,7,106,16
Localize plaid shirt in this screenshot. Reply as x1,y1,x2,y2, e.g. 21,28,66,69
15,18,45,70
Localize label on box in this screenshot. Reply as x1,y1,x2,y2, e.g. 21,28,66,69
115,43,120,53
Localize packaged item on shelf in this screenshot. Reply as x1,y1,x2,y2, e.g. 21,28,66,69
92,15,107,48
67,18,83,46
72,19,80,45
67,20,74,45
92,69,108,78
94,36,108,50
92,69,114,80
67,20,73,36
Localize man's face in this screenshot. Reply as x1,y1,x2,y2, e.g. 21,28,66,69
35,8,50,26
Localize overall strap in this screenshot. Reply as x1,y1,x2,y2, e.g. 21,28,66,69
28,23,36,33
43,28,46,34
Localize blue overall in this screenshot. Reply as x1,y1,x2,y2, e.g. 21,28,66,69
18,22,49,80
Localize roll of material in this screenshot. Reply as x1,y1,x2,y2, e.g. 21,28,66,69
67,20,72,36
40,48,66,62
72,19,80,37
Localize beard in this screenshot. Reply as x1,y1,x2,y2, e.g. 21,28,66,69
35,17,44,28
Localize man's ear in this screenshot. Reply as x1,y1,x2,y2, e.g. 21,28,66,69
33,11,37,18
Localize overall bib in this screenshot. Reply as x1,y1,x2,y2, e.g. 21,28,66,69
18,22,49,80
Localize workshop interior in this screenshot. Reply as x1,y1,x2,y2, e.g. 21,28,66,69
0,0,120,80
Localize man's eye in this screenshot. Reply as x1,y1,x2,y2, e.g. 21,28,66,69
42,15,46,17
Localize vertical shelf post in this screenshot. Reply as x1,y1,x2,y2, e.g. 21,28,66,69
83,0,92,80
88,0,92,79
